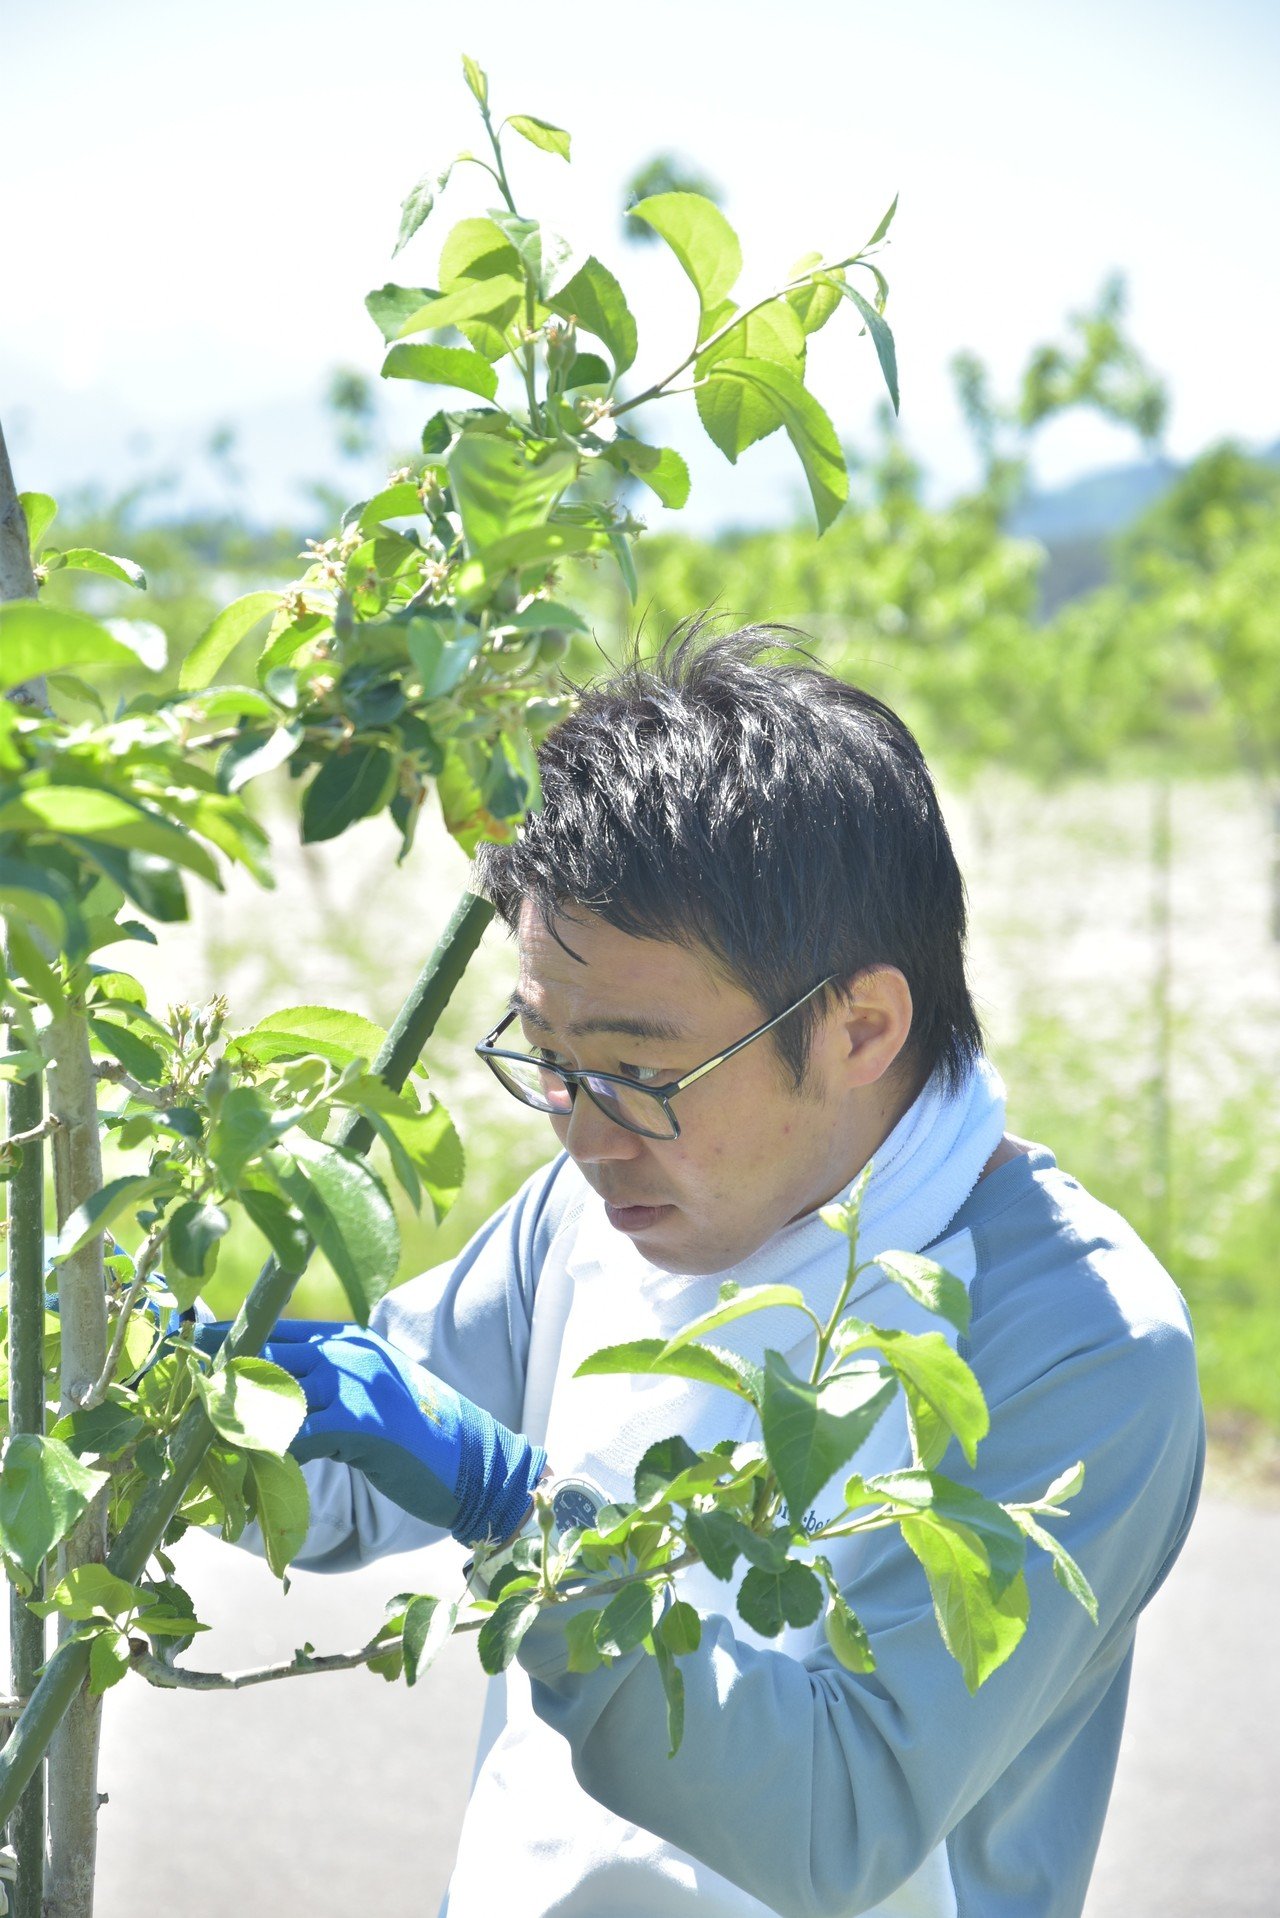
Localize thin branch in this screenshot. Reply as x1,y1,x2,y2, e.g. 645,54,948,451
129,1639,389,1692
78,1226,164,1410
92,1061,176,1107
1,1113,63,1150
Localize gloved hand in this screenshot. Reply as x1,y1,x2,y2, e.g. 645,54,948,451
198,1319,547,1546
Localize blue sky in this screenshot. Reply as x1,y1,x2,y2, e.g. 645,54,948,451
2,0,1277,530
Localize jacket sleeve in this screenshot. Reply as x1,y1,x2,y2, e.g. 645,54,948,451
517,1279,1204,1917
248,1153,576,1573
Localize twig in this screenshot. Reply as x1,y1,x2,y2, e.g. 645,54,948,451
92,1062,176,1107
0,1113,62,1150
129,1639,389,1692
78,1227,164,1410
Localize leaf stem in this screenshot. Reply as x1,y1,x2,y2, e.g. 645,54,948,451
78,1225,165,1410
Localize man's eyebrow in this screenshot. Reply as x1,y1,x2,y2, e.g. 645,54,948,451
506,988,686,1044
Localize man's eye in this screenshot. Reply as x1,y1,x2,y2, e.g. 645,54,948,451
619,1062,668,1084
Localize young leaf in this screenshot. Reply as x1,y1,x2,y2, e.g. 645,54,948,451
179,592,280,693
246,1451,310,1579
0,601,140,690
19,490,57,550
652,1632,686,1756
627,193,742,334
1008,1507,1098,1624
239,1184,311,1274
57,549,146,590
832,280,900,415
366,283,439,341
88,1015,165,1085
549,256,638,374
0,1435,108,1580
698,358,848,532
361,1092,464,1223
233,1003,389,1073
53,1175,167,1262
576,1337,760,1405
393,275,525,341
695,300,807,458
380,343,499,400
461,53,488,106
634,1434,702,1504
478,1589,542,1675
88,1627,133,1694
273,1137,400,1323
31,1563,146,1622
401,1593,457,1686
824,1590,876,1672
563,1607,607,1674
785,254,844,336
167,1200,231,1295
864,1470,1026,1591
446,436,577,557
659,1282,817,1357
507,114,571,161
900,1513,1029,1692
51,1394,145,1462
300,745,398,844
833,1325,988,1469
761,1352,897,1529
602,439,690,509
863,190,900,249
657,1598,702,1656
393,164,453,258
737,1560,823,1636
595,1580,665,1657
684,1508,754,1583
872,1250,971,1336
194,1357,308,1457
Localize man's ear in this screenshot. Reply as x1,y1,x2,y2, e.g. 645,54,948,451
823,967,914,1090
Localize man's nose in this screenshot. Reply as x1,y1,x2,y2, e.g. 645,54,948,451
561,1089,645,1164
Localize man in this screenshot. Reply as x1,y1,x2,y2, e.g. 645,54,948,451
250,629,1203,1917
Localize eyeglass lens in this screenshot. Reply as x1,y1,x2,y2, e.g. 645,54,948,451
486,1054,677,1140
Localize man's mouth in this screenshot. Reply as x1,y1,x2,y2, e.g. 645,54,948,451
602,1199,675,1234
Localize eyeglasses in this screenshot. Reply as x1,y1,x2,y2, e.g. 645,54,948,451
474,976,836,1142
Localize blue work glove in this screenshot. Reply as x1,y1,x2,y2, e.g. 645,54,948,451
198,1319,547,1546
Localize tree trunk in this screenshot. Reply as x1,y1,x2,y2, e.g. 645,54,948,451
43,1011,109,1918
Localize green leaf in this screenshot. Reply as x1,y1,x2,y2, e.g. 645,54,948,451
652,1633,685,1755
627,193,742,334
53,1174,165,1261
446,437,577,558
88,1627,133,1694
549,256,638,374
66,839,188,924
832,280,900,415
785,255,844,336
871,1251,971,1335
219,722,304,795
832,1323,988,1469
1034,1461,1086,1510
204,1085,288,1187
32,1563,146,1621
362,1091,464,1223
300,745,398,844
274,1137,400,1323
562,352,611,390
239,1185,311,1273
19,490,57,551
1008,1505,1098,1624
0,855,84,954
89,1015,165,1086
737,1559,823,1636
823,1590,875,1671
507,114,571,161
400,1592,457,1686
246,1451,310,1579
393,164,453,257
380,343,498,400
564,1606,606,1673
699,358,848,532
0,786,222,890
487,211,571,302
461,52,488,106
900,1512,1029,1692
179,592,280,692
439,216,523,290
168,1200,231,1291
394,275,525,341
236,1005,389,1076
51,1394,145,1461
453,522,611,597
657,1598,701,1656
695,300,808,457
195,1356,307,1456
683,1508,754,1582
3,918,66,1011
603,439,691,509
595,1579,664,1656
57,548,147,590
478,1589,541,1675
634,1434,701,1505
0,1435,107,1580
576,1337,760,1405
0,601,140,690
864,191,899,248
761,1352,897,1529
659,1283,816,1356
367,282,438,341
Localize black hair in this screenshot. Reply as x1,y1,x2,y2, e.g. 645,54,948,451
477,621,983,1093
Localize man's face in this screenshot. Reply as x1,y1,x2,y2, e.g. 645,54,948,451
510,902,901,1275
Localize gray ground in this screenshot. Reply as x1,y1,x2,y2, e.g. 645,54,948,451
80,1483,1278,1917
